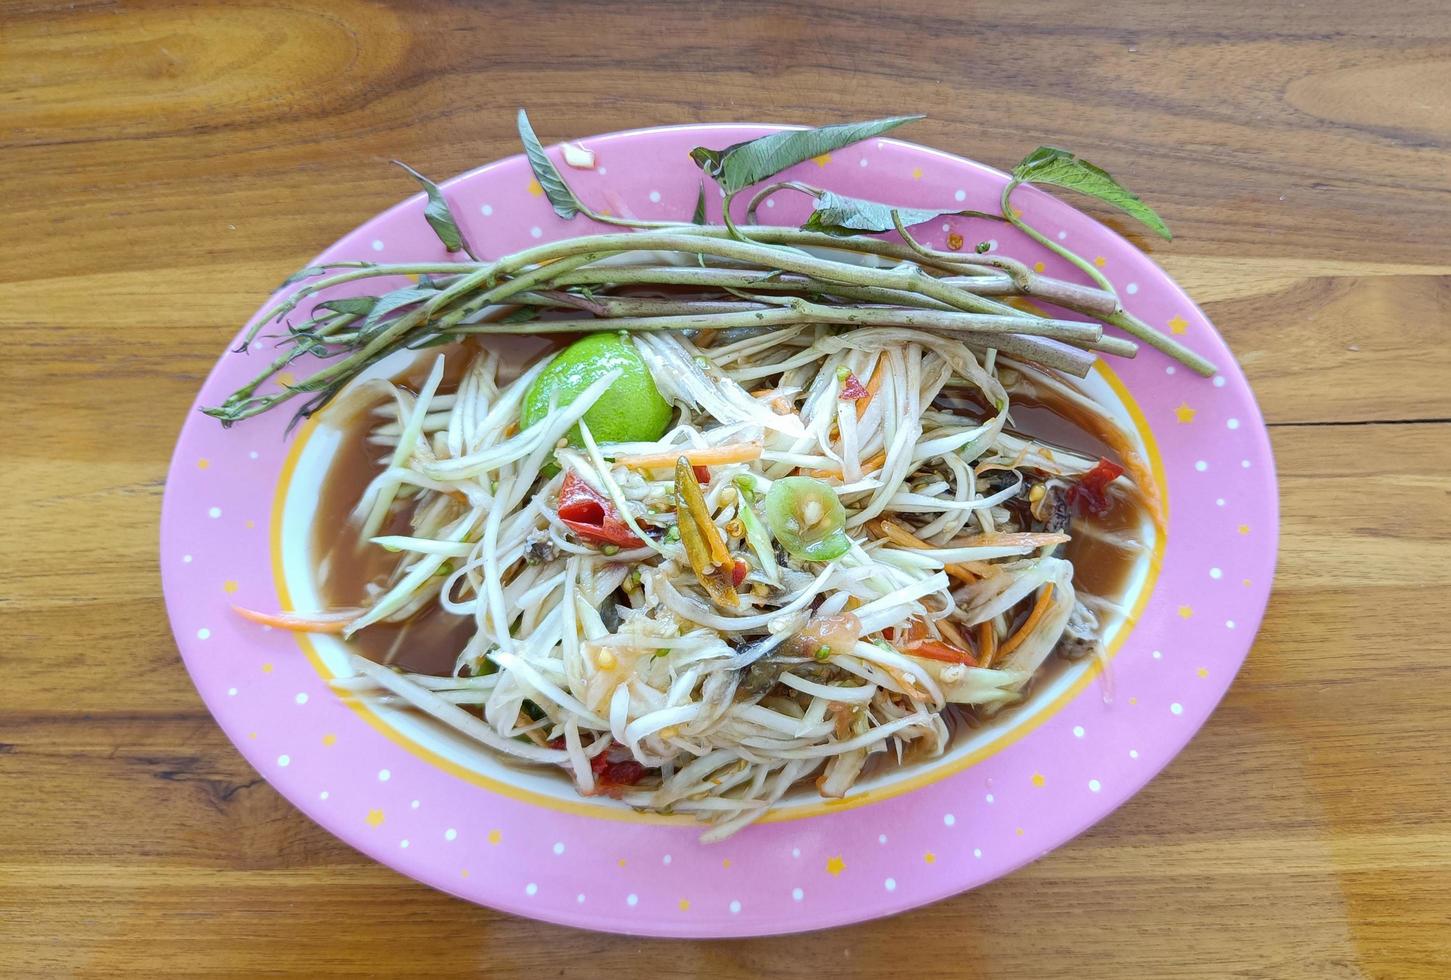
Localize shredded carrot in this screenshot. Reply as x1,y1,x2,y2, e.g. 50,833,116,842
806,449,887,480
749,387,773,398
977,621,998,669
504,420,519,438
693,329,718,349
936,617,970,650
995,583,1056,661
904,639,978,666
232,605,358,634
612,442,763,471
856,358,886,419
869,519,980,583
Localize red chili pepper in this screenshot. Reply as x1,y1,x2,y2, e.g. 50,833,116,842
693,464,711,484
838,372,869,400
557,472,642,547
731,558,749,587
1065,457,1125,517
590,752,648,795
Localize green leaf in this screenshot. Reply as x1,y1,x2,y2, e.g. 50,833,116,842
801,190,971,236
1011,146,1171,240
394,162,469,253
688,115,922,194
517,108,585,220
315,296,379,317
691,181,708,225
361,286,436,336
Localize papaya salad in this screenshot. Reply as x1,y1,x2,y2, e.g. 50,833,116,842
213,112,1199,840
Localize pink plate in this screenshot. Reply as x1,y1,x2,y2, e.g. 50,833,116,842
161,125,1277,937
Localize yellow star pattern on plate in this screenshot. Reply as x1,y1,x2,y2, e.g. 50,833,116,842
911,166,922,180
1197,667,1209,678
812,153,832,167
276,372,296,387
1238,524,1250,535
197,458,209,470
1175,403,1197,424
321,733,337,746
261,662,273,673
1178,605,1193,619
826,855,846,876
1093,256,1107,267
223,579,238,593
487,829,501,845
678,899,691,911
365,809,384,828
1033,261,1046,273
1168,316,1188,335
527,178,542,197
1031,772,1046,787
924,852,937,864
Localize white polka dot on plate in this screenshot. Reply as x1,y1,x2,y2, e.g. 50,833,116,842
371,239,384,251
1171,702,1184,715
277,755,290,767
410,800,420,809
208,507,221,519
480,204,493,215
1057,230,1068,240
249,450,259,460
1216,498,1226,507
884,878,896,892
227,687,237,696
378,769,391,782
729,900,741,914
1152,650,1162,659
1088,779,1102,792
294,692,308,704
986,793,995,804
197,628,211,640
183,554,193,563
1195,460,1208,472
626,894,638,907
400,839,409,849
943,813,956,826
1210,568,1222,580
792,887,804,901
1213,375,1227,387
973,848,982,858
1129,749,1139,759
1241,459,1252,468
1227,418,1240,430
858,158,869,168
953,189,966,202
1226,620,1236,629
553,841,565,855
445,828,457,841
525,882,537,896
1126,282,1139,294
576,893,586,903
648,190,661,203
878,834,887,844
765,198,776,208
1072,725,1085,738
319,790,329,799
1166,366,1177,375
530,227,542,238
791,847,800,858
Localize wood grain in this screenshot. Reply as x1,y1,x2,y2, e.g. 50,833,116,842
3,0,1449,976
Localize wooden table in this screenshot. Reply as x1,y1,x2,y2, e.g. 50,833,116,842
5,1,1449,976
